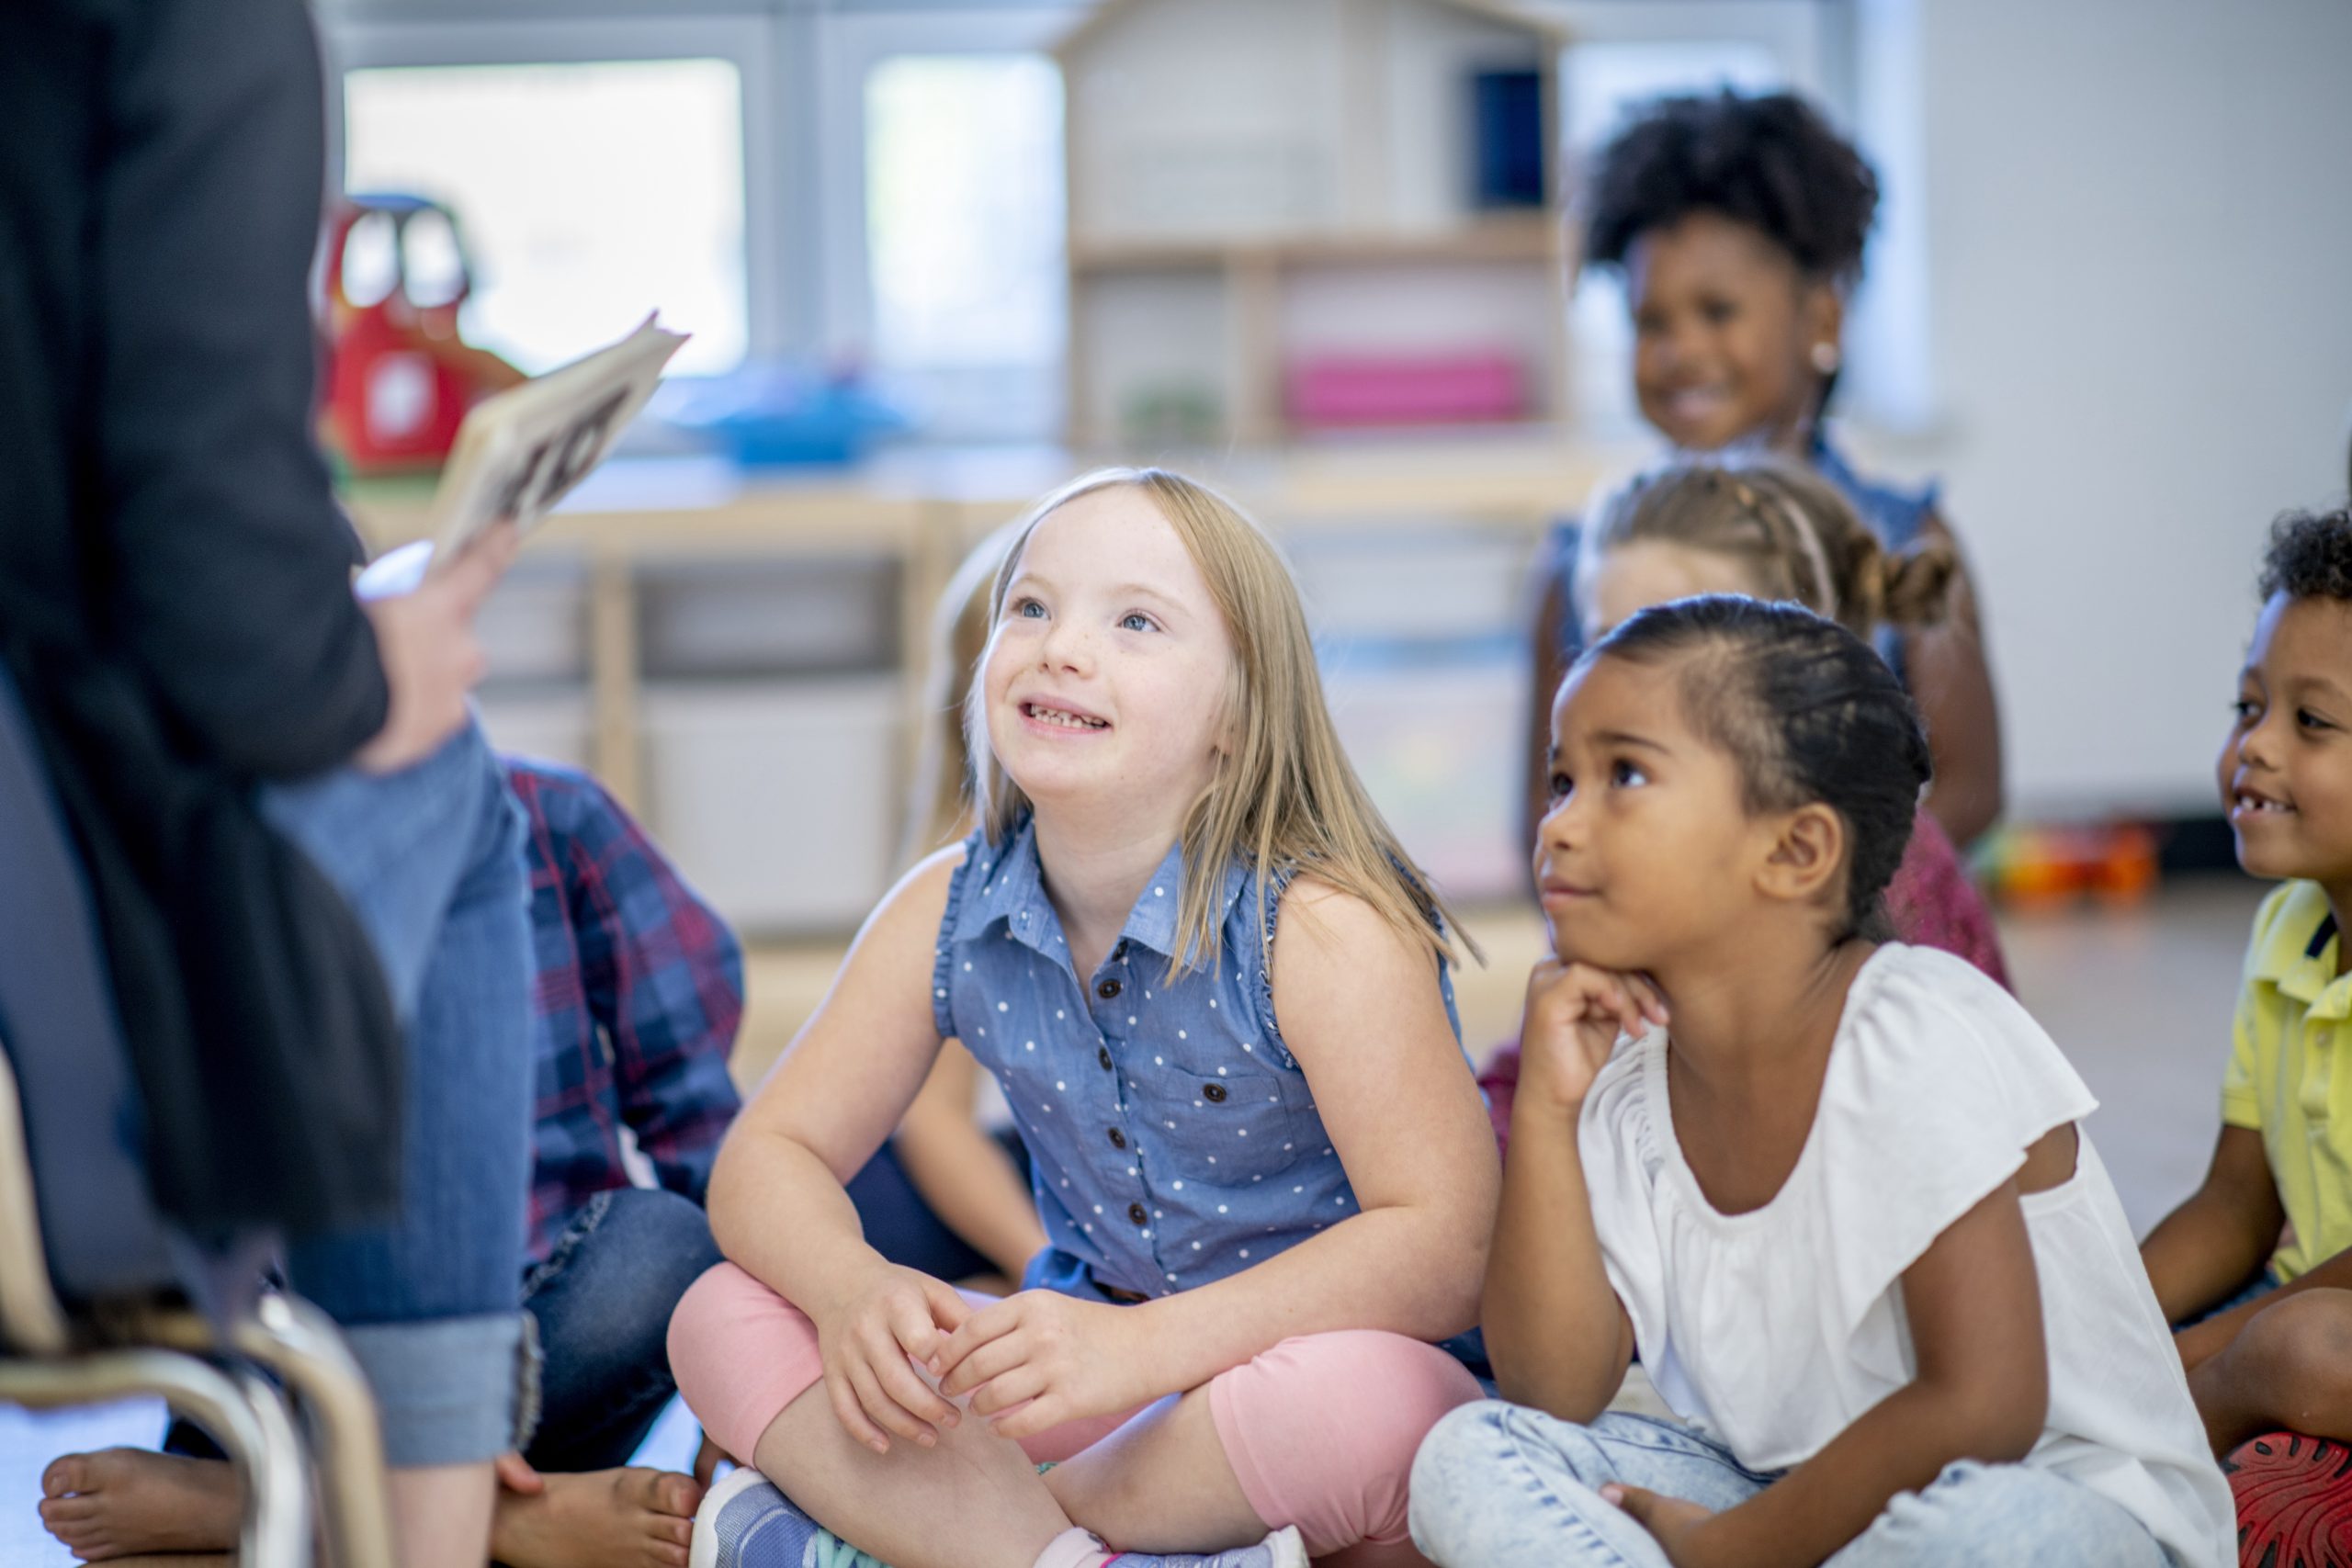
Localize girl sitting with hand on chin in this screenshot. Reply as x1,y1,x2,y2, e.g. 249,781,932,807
1414,597,2229,1568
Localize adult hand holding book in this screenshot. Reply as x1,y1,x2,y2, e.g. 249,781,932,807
354,521,519,773
356,314,688,601
352,315,687,771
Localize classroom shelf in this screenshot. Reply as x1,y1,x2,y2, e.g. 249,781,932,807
1068,213,1562,273
1057,0,1569,450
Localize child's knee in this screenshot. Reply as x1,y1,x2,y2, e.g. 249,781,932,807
624,1188,727,1295
1210,1332,1482,1551
1411,1402,1620,1565
665,1262,825,1462
576,1190,724,1365
2233,1289,2352,1409
1224,1330,1481,1458
1860,1461,2154,1563
1408,1401,1516,1530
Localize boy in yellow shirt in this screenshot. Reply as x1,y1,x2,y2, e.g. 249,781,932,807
2143,505,2352,1465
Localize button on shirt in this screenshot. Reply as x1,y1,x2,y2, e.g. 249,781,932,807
933,818,1456,1301
2223,878,2352,1281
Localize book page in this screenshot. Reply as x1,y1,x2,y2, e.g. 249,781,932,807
425,313,688,567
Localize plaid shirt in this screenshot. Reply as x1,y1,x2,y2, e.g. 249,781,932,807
506,760,744,1265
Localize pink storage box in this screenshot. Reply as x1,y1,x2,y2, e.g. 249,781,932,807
1284,351,1525,427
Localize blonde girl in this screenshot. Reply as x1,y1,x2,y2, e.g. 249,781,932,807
669,469,1500,1568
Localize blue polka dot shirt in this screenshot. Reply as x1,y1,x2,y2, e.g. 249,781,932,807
933,818,1459,1302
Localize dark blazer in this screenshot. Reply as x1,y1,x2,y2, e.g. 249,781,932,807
0,0,405,1235
0,0,387,773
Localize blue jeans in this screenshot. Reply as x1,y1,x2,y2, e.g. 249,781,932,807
2181,1267,2279,1327
255,718,534,1467
520,1187,723,1472
1409,1403,2177,1567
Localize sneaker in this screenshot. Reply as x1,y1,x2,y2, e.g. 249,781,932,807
1106,1527,1308,1568
687,1467,1306,1568
690,1465,892,1568
2222,1429,2352,1567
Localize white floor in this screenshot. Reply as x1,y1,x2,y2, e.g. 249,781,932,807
0,876,2270,1563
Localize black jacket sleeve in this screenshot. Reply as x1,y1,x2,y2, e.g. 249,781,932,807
90,0,389,778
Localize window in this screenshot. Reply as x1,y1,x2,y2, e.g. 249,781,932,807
862,52,1068,440
340,56,751,377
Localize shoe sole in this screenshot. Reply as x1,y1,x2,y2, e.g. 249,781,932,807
2224,1429,2352,1567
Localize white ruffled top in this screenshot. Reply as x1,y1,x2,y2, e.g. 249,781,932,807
1580,943,2233,1568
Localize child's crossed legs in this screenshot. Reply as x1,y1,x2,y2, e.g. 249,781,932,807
1408,1403,2173,1568
668,1262,1479,1568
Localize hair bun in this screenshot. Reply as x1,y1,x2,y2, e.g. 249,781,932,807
1875,542,1957,628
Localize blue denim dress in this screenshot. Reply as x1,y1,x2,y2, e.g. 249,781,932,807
933,817,1459,1303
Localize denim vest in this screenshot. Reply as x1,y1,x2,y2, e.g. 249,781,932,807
933,818,1458,1303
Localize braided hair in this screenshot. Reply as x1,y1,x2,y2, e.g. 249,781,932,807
1578,457,1954,641
1578,596,1932,941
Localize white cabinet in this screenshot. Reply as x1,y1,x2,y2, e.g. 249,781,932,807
639,676,903,935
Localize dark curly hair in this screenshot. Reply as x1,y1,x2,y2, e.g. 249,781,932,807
1579,91,1879,288
2257,507,2352,603
1579,596,1930,942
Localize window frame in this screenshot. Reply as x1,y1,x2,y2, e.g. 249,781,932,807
320,15,786,365
813,8,1080,367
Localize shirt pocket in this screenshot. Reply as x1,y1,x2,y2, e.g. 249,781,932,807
1129,1043,1317,1187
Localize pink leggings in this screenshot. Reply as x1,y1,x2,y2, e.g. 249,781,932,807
668,1263,1481,1564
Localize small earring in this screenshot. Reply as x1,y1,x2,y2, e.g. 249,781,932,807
1810,342,1841,375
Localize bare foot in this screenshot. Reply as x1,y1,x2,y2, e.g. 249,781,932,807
38,1449,239,1561
490,1467,703,1568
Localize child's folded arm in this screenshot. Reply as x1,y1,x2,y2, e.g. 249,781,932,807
1662,1178,2047,1568
1482,1092,1632,1422
2140,1123,2285,1333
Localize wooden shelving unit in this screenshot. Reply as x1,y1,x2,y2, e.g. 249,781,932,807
1057,0,1568,450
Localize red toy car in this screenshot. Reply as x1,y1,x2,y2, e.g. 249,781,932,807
321,192,523,474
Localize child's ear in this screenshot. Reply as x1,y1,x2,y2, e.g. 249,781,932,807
1755,802,1847,906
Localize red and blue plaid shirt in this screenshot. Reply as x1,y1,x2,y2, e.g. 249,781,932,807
506,760,744,1265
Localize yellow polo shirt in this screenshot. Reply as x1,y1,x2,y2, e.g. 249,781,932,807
2223,879,2352,1280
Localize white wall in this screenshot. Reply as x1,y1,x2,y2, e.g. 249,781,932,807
1880,0,2352,818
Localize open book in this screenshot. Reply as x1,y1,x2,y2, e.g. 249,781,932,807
357,315,687,599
